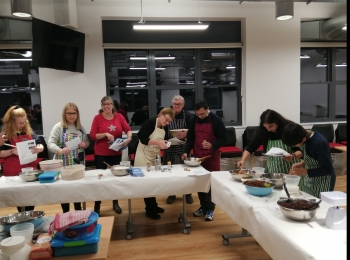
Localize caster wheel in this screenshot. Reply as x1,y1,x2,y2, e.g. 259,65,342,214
126,234,132,240
222,239,229,246
182,228,189,234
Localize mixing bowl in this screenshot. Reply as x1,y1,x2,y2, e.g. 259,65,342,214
277,198,320,221
244,180,275,196
229,169,254,182
262,173,285,189
110,166,130,176
19,170,43,182
169,129,188,138
0,211,45,233
184,157,202,167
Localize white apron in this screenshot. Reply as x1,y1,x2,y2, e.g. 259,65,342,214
134,118,165,167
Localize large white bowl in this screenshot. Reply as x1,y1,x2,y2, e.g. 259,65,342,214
184,159,201,167
39,159,63,171
60,164,85,180
170,129,188,138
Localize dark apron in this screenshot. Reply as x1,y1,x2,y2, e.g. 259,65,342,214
3,134,38,176
193,115,220,172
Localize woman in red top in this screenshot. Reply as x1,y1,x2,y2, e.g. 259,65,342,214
90,96,132,216
0,105,44,212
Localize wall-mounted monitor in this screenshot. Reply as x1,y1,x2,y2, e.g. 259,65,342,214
32,17,85,73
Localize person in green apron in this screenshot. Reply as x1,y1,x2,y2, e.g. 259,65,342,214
282,122,336,198
134,107,175,220
48,103,90,213
237,109,302,174
163,95,194,205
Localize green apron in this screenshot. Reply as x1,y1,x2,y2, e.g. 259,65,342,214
265,139,301,174
299,144,332,198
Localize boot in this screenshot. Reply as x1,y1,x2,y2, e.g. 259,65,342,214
113,200,122,214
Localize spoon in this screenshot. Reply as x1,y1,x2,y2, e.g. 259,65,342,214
103,161,112,168
306,199,322,210
283,182,292,203
196,155,211,162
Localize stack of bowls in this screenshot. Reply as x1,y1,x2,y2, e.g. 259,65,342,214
10,222,34,244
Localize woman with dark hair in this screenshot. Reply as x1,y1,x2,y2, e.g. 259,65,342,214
237,109,302,174
0,105,44,212
281,122,336,198
90,96,132,216
48,102,89,213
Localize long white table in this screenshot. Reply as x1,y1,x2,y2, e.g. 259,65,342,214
0,165,211,238
211,171,346,260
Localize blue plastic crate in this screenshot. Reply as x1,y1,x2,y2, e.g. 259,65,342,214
51,224,101,257
38,171,59,183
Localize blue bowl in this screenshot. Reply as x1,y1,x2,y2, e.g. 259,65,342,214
244,184,274,196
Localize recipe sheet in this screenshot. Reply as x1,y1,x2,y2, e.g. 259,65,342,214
65,137,81,150
16,139,37,165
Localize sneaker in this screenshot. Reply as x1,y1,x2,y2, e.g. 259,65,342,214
166,195,176,204
205,210,214,221
193,208,206,217
185,194,193,204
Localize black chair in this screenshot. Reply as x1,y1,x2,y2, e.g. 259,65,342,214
219,128,242,158
85,134,96,167
335,123,347,145
311,124,340,153
242,126,264,156
216,110,224,120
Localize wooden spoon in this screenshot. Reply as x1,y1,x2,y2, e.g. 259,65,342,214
196,155,211,161
103,161,112,168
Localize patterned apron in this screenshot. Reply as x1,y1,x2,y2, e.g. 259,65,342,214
3,134,38,176
53,128,85,166
134,118,165,167
163,110,187,165
265,139,301,174
299,144,333,198
193,115,220,172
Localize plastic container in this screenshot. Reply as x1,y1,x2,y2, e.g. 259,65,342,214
154,155,161,171
120,161,131,167
38,171,59,183
10,223,34,245
285,175,301,186
0,236,31,260
51,224,101,257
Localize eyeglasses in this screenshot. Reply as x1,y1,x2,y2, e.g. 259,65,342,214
163,114,172,123
15,120,27,126
66,112,77,116
172,102,183,107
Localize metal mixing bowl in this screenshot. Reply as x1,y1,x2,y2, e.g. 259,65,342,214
229,169,255,181
277,198,320,221
262,173,285,189
110,166,130,176
184,157,202,167
19,170,43,182
0,211,45,232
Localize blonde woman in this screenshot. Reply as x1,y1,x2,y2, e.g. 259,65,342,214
48,103,89,213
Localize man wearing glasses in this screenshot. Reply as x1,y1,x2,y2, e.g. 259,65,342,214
183,99,227,221
164,95,194,205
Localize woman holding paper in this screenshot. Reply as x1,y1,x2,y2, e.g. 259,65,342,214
0,105,44,212
47,102,89,213
237,109,302,174
90,96,132,216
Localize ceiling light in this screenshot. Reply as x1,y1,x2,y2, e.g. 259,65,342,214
226,66,236,69
275,0,294,21
11,0,32,18
130,57,175,60
336,63,347,67
315,64,327,67
0,59,32,61
300,55,310,59
129,67,166,70
133,24,209,30
315,63,347,67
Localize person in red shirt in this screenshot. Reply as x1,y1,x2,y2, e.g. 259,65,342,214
90,96,132,216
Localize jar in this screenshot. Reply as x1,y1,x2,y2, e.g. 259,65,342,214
167,161,171,172
0,236,31,260
154,155,161,171
146,163,151,172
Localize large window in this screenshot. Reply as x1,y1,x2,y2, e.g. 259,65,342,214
300,48,347,122
105,49,242,128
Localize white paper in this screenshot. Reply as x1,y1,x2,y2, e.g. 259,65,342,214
263,147,289,157
188,169,211,176
168,137,186,145
16,140,37,165
65,137,81,150
109,138,126,152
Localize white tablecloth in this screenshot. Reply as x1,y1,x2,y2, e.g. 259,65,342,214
0,165,211,207
211,171,346,260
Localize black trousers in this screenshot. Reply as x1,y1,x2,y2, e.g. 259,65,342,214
17,206,35,212
144,197,158,213
197,188,215,212
61,202,82,213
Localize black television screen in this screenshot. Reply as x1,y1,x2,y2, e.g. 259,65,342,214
32,17,85,73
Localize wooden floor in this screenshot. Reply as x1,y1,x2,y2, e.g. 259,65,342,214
0,175,346,260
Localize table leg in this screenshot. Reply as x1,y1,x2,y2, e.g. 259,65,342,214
82,202,86,210
126,199,134,240
178,194,191,234
222,228,252,246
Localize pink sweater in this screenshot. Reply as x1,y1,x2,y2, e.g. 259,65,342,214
90,113,131,156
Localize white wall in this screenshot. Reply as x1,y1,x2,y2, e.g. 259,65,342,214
0,0,346,148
